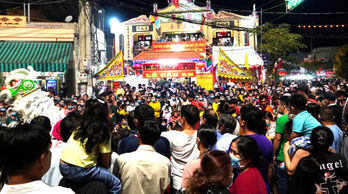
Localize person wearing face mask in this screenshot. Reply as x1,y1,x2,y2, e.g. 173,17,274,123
162,104,172,124
181,124,217,188
149,96,161,120
6,110,19,126
212,96,220,113
229,136,267,194
239,105,273,193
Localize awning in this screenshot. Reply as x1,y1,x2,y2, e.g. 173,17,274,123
213,46,263,68
132,51,204,63
0,42,72,72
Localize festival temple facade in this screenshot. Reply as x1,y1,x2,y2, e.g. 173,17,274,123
119,0,258,61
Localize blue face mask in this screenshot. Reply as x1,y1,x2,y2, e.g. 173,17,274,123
230,153,241,169
68,106,73,110
137,100,142,103
198,98,203,101
11,112,17,116
172,97,176,101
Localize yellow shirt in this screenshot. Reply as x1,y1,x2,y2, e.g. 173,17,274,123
212,102,220,113
119,109,127,116
116,88,125,96
149,101,161,118
61,132,112,168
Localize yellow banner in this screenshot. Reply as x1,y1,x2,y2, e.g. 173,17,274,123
95,50,124,80
196,73,214,91
217,49,254,80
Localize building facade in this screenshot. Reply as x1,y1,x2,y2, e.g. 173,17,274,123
117,0,258,61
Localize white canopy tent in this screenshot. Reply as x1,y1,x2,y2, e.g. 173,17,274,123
212,46,263,68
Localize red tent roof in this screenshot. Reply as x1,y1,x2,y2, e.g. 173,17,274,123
132,51,204,62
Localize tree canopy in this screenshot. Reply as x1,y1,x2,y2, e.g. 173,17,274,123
254,23,306,81
334,43,348,80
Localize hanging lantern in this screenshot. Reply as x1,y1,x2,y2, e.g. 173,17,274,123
139,34,146,40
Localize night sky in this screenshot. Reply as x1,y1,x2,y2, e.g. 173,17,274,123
0,0,347,48
101,0,348,48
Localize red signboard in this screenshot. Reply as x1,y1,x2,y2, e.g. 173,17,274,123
142,62,196,78
143,70,196,78
152,41,206,52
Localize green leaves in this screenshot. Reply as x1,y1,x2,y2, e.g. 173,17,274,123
334,43,348,79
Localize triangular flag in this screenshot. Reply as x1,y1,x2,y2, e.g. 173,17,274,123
94,50,124,80
245,53,249,71
217,49,253,80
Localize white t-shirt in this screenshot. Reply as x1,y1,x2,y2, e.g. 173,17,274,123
161,130,200,190
0,180,74,194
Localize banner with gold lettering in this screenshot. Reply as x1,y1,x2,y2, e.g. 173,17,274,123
95,50,124,80
143,70,196,78
152,41,206,52
217,49,254,80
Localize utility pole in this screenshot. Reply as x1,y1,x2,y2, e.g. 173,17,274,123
77,0,92,96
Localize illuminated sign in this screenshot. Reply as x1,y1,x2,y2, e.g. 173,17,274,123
286,0,305,11
132,25,153,32
142,62,196,78
152,41,206,52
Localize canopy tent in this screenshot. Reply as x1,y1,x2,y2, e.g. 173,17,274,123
217,48,254,80
0,42,72,72
212,46,263,68
94,50,124,81
132,50,204,64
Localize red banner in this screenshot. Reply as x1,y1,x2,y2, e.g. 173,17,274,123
152,41,206,52
143,70,196,78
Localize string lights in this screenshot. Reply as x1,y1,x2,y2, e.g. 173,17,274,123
297,24,345,28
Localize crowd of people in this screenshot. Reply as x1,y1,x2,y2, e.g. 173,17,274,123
1,78,348,194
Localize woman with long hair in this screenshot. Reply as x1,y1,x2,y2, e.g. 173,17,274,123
291,126,348,194
59,99,121,194
229,136,267,194
184,150,232,194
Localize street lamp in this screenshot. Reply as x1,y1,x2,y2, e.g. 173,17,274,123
109,17,120,34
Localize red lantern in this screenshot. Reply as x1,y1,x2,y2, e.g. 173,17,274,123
139,35,146,41
220,31,227,37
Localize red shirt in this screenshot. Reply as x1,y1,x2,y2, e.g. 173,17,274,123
229,168,267,194
191,100,204,111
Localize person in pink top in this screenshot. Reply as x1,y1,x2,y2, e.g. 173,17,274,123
229,136,267,194
181,124,217,188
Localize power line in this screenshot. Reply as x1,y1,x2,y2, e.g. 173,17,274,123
256,0,276,9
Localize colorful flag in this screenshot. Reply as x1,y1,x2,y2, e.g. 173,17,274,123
203,55,213,72
94,50,124,80
245,53,249,71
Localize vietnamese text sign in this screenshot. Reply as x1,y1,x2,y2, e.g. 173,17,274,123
143,70,196,78
152,41,206,52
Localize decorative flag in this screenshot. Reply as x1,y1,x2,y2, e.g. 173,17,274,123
318,67,322,74
200,13,206,31
245,53,249,71
203,55,213,72
94,50,124,80
217,49,254,80
155,18,161,30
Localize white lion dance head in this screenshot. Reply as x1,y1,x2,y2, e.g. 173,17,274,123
0,66,65,127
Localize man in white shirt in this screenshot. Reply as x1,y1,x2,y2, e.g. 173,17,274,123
0,123,74,194
116,120,171,194
161,105,200,192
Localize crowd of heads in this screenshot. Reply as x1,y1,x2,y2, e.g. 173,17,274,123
1,77,348,193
